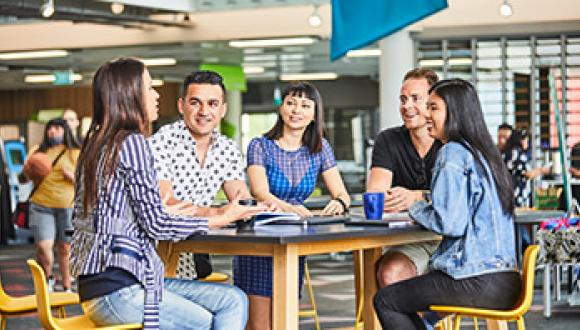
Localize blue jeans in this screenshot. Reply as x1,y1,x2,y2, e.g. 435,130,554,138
81,278,248,330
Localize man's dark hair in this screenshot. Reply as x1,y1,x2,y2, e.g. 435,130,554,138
403,68,439,86
498,123,513,131
181,70,226,100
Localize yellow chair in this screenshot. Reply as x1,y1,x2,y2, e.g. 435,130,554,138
430,245,540,330
200,272,229,283
298,261,320,330
27,259,142,330
0,263,79,330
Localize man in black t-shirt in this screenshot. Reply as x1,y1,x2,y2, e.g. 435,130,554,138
367,68,442,287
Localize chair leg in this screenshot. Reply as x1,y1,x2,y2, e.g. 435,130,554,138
517,316,526,330
473,316,479,330
453,315,461,330
1,315,5,330
56,306,67,318
300,262,320,330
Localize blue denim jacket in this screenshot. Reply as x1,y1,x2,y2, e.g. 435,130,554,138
409,141,517,279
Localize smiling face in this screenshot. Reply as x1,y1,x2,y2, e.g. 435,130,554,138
179,83,226,139
279,93,316,132
142,69,160,122
426,92,448,142
399,78,430,131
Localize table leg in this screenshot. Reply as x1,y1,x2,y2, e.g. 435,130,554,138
157,241,179,277
486,319,508,330
362,247,381,330
544,263,552,318
272,244,299,330
515,225,522,268
353,250,364,328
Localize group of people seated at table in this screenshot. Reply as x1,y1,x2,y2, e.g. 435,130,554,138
68,58,521,330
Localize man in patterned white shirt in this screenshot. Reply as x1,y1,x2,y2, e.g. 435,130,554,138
149,70,253,279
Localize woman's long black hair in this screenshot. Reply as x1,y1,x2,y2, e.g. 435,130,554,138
264,81,325,153
430,79,515,215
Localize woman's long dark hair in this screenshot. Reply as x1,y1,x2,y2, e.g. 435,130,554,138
77,58,149,216
37,118,80,152
430,79,514,215
264,82,325,153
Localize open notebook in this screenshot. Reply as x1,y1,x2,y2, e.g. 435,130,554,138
253,212,347,226
254,212,301,225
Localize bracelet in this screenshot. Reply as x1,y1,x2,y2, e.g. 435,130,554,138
333,198,349,212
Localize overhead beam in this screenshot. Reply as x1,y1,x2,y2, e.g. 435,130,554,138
0,5,332,52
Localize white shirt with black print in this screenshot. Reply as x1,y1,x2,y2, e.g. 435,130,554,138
149,119,244,279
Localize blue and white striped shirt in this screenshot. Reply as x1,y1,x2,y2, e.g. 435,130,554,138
70,133,208,329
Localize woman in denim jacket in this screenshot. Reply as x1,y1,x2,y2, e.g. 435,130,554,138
373,79,521,329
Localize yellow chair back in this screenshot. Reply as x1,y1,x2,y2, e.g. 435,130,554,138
27,259,61,329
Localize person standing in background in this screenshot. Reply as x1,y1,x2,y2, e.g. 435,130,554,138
62,109,81,142
497,123,513,153
23,118,80,292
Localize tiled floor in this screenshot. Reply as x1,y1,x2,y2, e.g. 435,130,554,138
1,244,580,329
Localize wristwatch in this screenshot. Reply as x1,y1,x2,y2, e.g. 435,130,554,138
333,198,349,212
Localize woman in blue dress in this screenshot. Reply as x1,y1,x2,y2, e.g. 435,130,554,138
233,82,350,330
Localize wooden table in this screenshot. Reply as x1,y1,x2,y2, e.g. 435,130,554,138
158,222,439,330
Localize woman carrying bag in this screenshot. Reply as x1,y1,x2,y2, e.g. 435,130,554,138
23,118,80,292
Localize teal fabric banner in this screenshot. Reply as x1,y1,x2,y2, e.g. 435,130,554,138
330,0,448,60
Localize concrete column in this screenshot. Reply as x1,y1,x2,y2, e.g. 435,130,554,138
379,30,414,130
224,90,242,145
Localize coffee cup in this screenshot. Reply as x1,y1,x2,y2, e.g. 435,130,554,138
363,192,384,220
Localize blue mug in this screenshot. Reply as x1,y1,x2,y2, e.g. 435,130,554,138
363,192,384,220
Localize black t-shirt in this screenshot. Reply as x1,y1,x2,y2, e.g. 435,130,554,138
371,126,442,190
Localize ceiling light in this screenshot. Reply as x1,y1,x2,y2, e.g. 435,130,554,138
308,5,322,28
279,72,338,81
110,2,125,15
243,48,264,54
243,66,265,74
140,58,177,66
243,54,277,62
152,79,164,87
40,0,55,18
280,54,306,61
25,73,82,84
500,0,513,17
346,49,382,57
229,37,316,48
0,50,68,60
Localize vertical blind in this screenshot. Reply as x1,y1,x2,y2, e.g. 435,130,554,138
414,33,580,166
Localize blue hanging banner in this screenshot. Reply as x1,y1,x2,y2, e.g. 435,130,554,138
330,0,448,60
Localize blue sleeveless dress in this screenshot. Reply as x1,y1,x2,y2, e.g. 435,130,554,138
232,136,337,297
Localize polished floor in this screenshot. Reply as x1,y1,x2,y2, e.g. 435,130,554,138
1,244,580,329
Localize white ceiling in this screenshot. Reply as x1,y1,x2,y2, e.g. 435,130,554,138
0,0,579,89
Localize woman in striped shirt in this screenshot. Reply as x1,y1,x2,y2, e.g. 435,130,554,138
70,58,265,329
